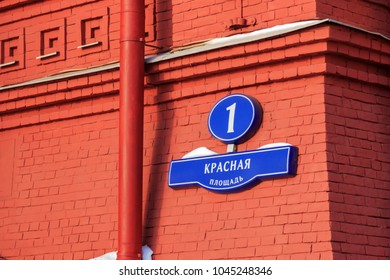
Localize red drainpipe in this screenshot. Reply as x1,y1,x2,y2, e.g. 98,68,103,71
118,0,145,260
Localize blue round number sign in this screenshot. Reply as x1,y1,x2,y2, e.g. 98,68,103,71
208,94,262,144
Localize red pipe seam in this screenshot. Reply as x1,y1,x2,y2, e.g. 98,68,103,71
118,0,145,260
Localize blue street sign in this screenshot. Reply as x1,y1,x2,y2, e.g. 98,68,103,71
208,94,262,144
168,145,298,193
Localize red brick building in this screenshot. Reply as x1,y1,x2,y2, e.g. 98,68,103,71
0,0,389,259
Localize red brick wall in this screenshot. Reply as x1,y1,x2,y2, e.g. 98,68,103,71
143,27,335,259
326,78,390,259
160,0,318,48
324,26,390,259
0,70,120,259
316,0,390,37
0,0,389,260
0,113,119,259
143,75,333,259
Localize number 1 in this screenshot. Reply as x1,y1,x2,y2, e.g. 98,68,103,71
226,103,236,133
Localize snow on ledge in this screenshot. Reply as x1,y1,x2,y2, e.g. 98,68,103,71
182,147,218,159
145,18,389,64
145,20,326,64
259,142,292,149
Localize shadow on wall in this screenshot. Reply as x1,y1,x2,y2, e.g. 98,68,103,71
143,0,173,253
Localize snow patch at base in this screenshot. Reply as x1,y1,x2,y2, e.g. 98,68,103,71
91,245,153,260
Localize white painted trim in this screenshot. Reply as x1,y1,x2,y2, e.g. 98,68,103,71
36,52,60,59
36,52,59,60
0,61,18,68
77,41,102,49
